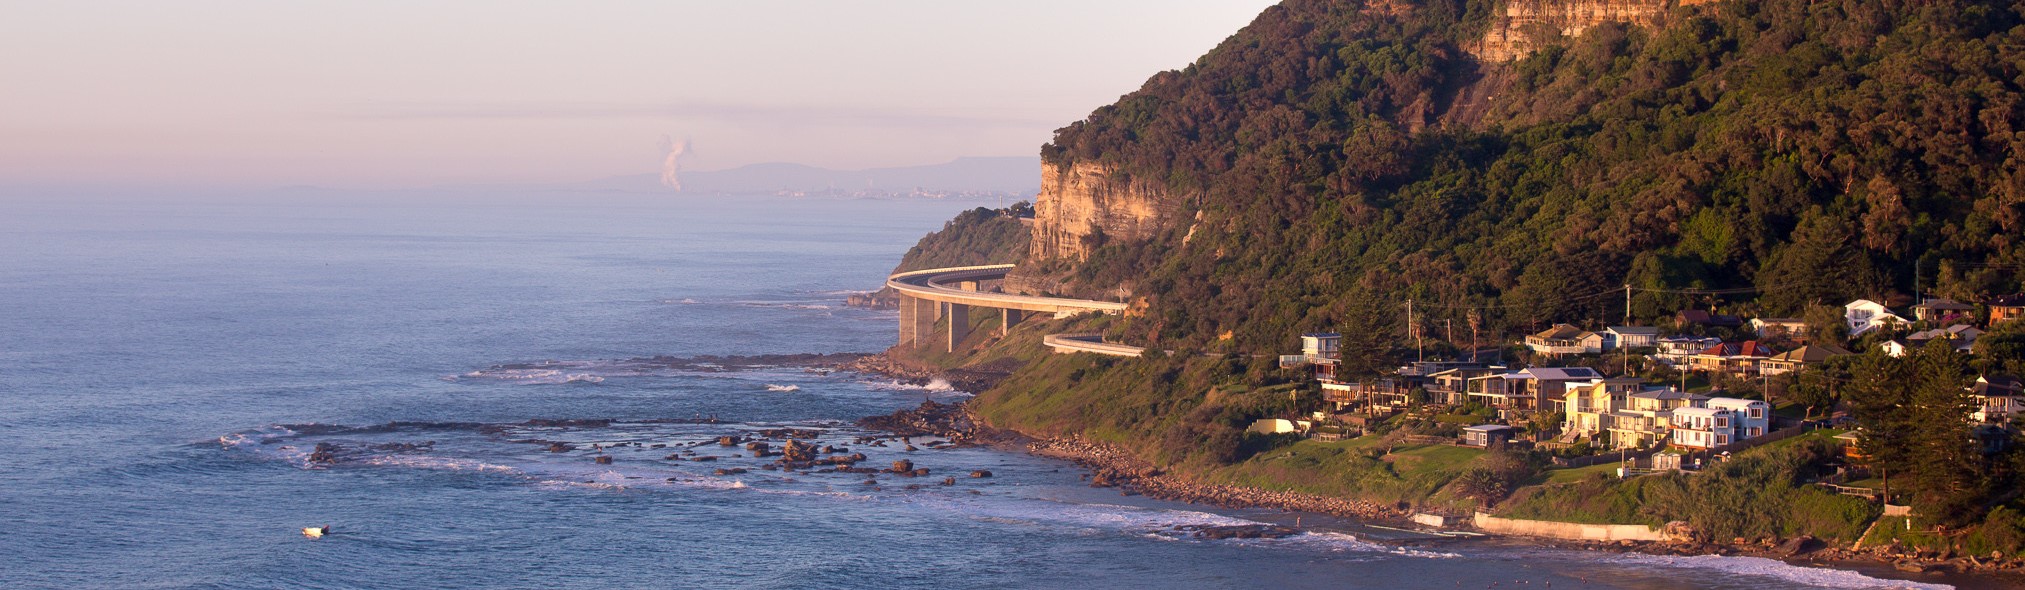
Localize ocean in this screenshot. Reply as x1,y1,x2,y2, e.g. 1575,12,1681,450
0,190,1974,589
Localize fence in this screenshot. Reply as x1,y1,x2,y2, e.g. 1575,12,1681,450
1551,445,1664,469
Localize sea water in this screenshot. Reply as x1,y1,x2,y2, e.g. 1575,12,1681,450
0,190,1971,589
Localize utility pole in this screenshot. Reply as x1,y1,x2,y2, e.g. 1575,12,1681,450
1624,283,1633,376
1444,319,1454,354
1408,299,1423,363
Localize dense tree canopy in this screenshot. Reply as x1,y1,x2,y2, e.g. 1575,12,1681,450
1033,0,2025,352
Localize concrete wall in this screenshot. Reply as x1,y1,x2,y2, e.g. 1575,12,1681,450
1473,512,1664,542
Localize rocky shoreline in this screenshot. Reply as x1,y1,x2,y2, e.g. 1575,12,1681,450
844,354,2025,584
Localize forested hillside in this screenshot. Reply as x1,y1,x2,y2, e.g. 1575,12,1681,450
1037,0,2025,353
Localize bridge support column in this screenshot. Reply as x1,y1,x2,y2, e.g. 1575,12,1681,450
946,303,970,352
958,280,978,292
1001,308,1022,337
900,295,935,348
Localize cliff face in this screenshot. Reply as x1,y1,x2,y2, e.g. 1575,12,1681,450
1027,161,1175,261
1470,0,1703,62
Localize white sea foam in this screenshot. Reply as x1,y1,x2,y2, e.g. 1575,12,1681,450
764,384,801,392
1606,553,1952,589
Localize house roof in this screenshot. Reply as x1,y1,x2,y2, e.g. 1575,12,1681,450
1463,424,1515,433
1977,375,2023,397
1607,326,1659,335
1751,317,1806,326
1630,388,1702,401
1695,341,1780,358
1302,332,1341,338
1519,367,1603,380
1533,323,1592,340
1987,293,2025,307
1658,335,1722,344
1915,298,1976,311
1909,325,1984,342
1767,344,1855,363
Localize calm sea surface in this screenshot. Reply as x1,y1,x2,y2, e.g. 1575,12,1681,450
0,191,1972,589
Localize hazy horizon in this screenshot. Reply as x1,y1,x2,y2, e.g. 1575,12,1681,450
0,1,1280,192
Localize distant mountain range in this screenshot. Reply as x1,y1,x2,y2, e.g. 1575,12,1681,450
551,156,1041,197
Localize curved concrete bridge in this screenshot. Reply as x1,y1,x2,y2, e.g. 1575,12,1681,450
887,264,1127,352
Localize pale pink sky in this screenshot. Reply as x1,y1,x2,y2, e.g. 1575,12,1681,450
0,1,1279,189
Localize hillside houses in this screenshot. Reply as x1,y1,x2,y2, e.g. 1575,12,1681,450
1687,341,1780,376
1760,344,1854,376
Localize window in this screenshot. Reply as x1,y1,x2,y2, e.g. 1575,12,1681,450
1749,408,1762,419
1718,435,1729,445
1717,417,1728,428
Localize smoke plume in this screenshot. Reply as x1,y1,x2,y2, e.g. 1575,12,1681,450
660,136,691,191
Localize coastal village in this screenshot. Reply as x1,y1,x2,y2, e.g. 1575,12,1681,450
1263,294,2025,505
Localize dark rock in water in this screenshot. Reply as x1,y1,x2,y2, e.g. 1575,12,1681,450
664,454,684,461
911,468,931,477
745,441,771,453
650,443,665,448
905,484,922,490
593,456,613,465
940,477,956,486
781,439,818,462
546,442,574,453
717,436,743,446
970,470,993,478
1090,474,1114,488
1180,525,1300,540
524,418,611,428
691,456,717,462
904,445,918,452
307,442,340,464
890,459,914,473
713,468,747,476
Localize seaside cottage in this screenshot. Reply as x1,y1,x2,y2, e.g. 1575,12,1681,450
1686,341,1779,377
1912,298,1977,324
1652,336,1722,366
1759,344,1854,375
1670,397,1771,450
1604,326,1660,350
1465,367,1603,415
1461,424,1517,448
1524,324,1605,357
1990,294,2025,324
1971,375,2025,424
1844,299,1909,336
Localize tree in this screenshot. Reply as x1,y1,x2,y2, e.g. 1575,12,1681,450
1845,341,1983,524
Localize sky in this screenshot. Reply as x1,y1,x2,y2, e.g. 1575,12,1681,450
0,1,1281,190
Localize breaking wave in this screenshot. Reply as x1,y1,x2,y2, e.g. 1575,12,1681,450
1605,553,1953,589
764,384,801,392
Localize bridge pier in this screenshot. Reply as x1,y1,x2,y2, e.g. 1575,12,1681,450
898,295,936,348
1001,308,1022,337
946,303,970,352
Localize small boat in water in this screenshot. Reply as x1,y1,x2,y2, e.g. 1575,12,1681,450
302,525,330,539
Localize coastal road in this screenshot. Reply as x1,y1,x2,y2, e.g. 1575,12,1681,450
887,264,1129,353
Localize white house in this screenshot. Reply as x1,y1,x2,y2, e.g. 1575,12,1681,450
1605,326,1660,350
1301,333,1341,360
1972,375,2024,424
1845,300,1909,336
1749,318,1809,340
1653,336,1723,366
1671,397,1771,450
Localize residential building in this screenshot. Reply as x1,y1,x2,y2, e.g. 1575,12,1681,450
1845,299,1909,336
1562,378,1667,449
1992,294,2025,325
1462,424,1517,448
1759,344,1854,375
1282,332,1343,381
1671,397,1771,450
1972,375,2025,424
1749,318,1809,341
1465,366,1603,412
1912,298,1977,324
1321,378,1413,411
1525,324,1605,357
1426,366,1500,405
1604,326,1660,350
1653,336,1723,366
1301,332,1341,359
1687,341,1779,376
1905,325,1982,354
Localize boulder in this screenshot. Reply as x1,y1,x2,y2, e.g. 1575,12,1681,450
890,459,914,473
970,470,993,478
593,456,613,465
717,436,743,446
1776,535,1823,557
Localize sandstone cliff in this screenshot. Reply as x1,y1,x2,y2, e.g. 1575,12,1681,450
1470,0,1706,62
1026,161,1177,261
